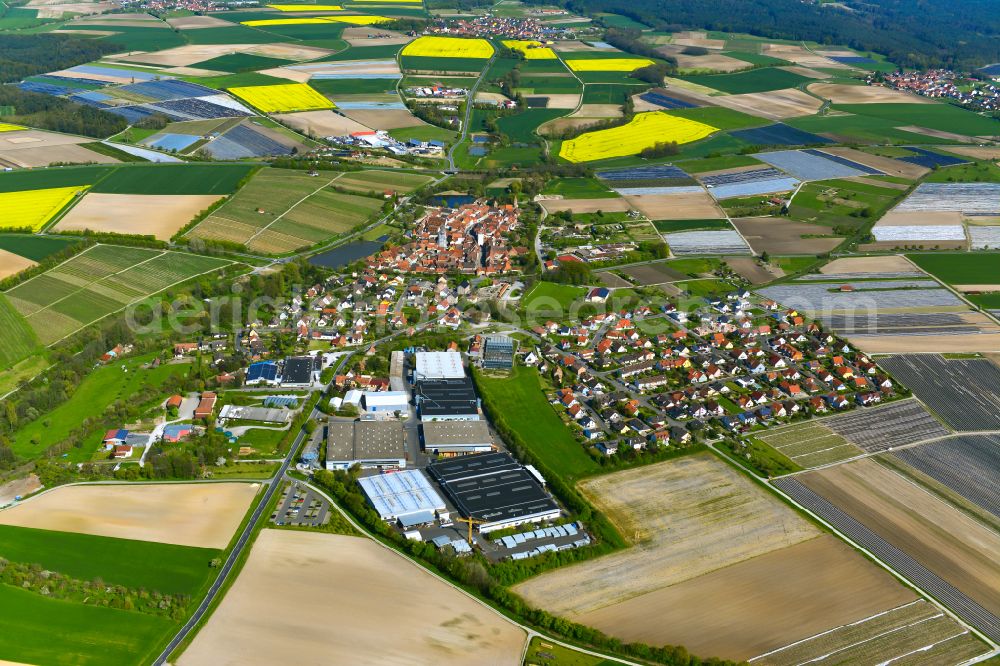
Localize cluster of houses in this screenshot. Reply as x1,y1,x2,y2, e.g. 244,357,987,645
368,203,525,276
528,292,900,453
876,69,1000,112
405,85,468,99
330,130,446,157
430,15,570,41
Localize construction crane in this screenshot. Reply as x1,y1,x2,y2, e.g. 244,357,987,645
456,516,487,545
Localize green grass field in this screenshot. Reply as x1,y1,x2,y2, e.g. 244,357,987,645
90,164,256,195
653,219,732,232
967,292,1000,309
0,165,113,193
0,293,38,370
387,124,457,144
309,78,400,96
722,51,790,66
476,367,598,479
521,282,587,310
786,113,948,145
541,177,617,198
0,584,175,666
400,55,487,73
10,354,192,460
682,67,810,94
0,524,218,596
182,25,276,45
325,43,402,61
59,24,186,51
924,161,1000,183
0,234,80,261
496,109,565,143
833,103,1000,137
581,83,646,104
666,106,766,130
907,253,1000,286
192,52,294,73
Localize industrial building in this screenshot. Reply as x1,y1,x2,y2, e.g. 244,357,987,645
422,420,494,456
358,469,449,528
414,377,480,421
218,405,291,424
427,452,560,533
414,351,465,381
482,336,515,370
282,356,318,388
326,420,406,470
361,391,410,414
246,361,279,386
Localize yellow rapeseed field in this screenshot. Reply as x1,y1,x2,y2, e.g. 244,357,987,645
267,4,344,10
402,36,494,59
0,186,85,231
244,15,388,25
559,112,717,163
565,58,655,72
352,0,421,3
502,40,556,60
0,123,25,133
324,14,390,23
228,83,335,113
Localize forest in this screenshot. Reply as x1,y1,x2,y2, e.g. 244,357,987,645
0,87,127,138
529,0,1000,69
0,34,119,83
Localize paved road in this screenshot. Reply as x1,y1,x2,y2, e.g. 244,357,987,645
446,53,496,171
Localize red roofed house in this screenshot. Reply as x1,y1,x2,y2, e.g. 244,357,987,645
194,392,217,420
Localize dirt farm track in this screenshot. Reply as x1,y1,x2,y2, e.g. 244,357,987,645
0,482,258,549
178,530,526,665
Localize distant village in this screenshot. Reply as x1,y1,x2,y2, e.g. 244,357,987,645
874,69,1000,113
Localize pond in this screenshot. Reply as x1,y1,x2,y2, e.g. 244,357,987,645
309,240,384,269
429,194,475,207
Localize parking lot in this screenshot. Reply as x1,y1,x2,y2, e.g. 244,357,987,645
272,482,330,527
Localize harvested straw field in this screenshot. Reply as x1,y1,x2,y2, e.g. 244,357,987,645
0,143,118,169
515,454,913,660
341,108,425,129
514,453,817,619
179,530,525,665
116,44,255,67
732,217,844,255
342,26,413,46
560,112,717,162
579,535,916,661
166,14,234,28
568,104,623,118
622,191,724,220
820,255,921,275
807,83,933,104
274,109,372,135
711,88,822,119
54,193,223,240
0,250,36,280
821,147,929,180
0,483,258,549
536,197,630,214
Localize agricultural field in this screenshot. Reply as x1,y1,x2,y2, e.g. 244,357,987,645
178,530,525,665
0,249,35,280
228,82,334,113
909,251,1000,287
698,166,798,199
186,168,385,253
683,67,811,94
0,186,85,231
564,58,654,72
665,229,752,255
756,421,863,468
731,218,843,256
559,112,717,162
3,244,230,345
822,399,950,453
475,366,598,479
754,149,883,181
0,483,258,549
877,355,1000,431
329,169,434,193
0,234,80,262
514,453,916,660
54,193,224,240
502,40,555,59
0,294,39,370
89,164,255,196
401,35,493,58
781,458,1000,643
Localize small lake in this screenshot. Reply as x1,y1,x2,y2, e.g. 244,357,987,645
309,240,384,269
430,194,475,207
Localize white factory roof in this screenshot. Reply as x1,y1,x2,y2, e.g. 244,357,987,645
415,351,465,380
363,391,410,407
359,469,446,521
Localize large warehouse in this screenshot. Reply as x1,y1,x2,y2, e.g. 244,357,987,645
358,470,448,528
326,421,406,470
427,452,560,533
415,377,481,422
414,351,465,381
361,391,409,414
422,420,494,456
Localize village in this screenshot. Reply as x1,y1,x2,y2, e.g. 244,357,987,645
874,68,1000,112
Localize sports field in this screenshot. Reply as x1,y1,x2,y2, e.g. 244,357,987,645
228,83,334,112
475,366,598,479
560,112,717,162
186,169,385,253
564,58,653,72
401,35,493,58
0,186,84,231
4,244,230,345
0,483,258,549
178,530,525,665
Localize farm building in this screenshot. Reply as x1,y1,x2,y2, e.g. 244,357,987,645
325,420,406,471
358,469,449,527
246,361,280,386
282,356,318,388
427,452,560,533
166,395,183,410
361,391,410,414
194,392,217,419
218,405,291,424
415,377,481,422
103,429,129,449
482,336,516,370
414,351,465,381
162,424,194,442
422,420,494,456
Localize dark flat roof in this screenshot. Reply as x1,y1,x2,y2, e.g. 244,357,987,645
284,356,315,384
428,452,558,524
415,377,479,417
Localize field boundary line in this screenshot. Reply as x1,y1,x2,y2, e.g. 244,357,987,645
242,172,346,246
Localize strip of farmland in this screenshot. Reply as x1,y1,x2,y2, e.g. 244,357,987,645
773,476,1000,643
823,399,950,453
